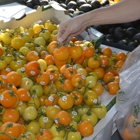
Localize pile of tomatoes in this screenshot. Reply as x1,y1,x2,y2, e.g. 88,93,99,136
0,20,127,140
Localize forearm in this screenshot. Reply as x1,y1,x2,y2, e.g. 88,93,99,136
77,0,140,27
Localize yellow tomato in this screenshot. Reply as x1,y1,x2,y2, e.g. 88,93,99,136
11,37,25,49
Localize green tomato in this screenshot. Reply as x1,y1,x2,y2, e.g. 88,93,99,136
30,84,43,97
52,30,58,35
50,124,66,138
77,106,89,116
3,54,14,64
26,121,40,135
38,105,47,115
84,89,98,106
81,112,98,126
34,36,46,46
20,131,36,140
70,121,78,130
19,46,30,56
52,137,64,140
77,68,87,76
69,110,81,123
86,75,97,88
89,72,98,80
39,29,51,41
0,60,7,70
67,131,81,140
38,115,53,129
91,104,107,119
22,106,38,121
27,94,41,109
16,67,28,77
15,101,27,115
20,77,33,90
9,60,25,71
46,105,61,120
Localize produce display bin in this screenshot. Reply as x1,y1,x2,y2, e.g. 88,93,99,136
0,2,127,140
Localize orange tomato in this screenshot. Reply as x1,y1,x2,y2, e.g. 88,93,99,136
115,52,127,61
44,94,59,106
83,46,94,58
113,76,120,83
115,60,124,68
73,53,85,64
93,67,105,79
6,83,17,93
0,46,6,56
47,41,58,54
7,71,22,87
0,122,21,139
26,50,39,61
36,72,50,86
71,73,86,88
63,66,77,79
54,110,72,126
69,45,83,59
0,75,8,88
44,54,54,66
103,72,115,83
36,129,53,140
0,67,11,75
59,64,71,73
70,91,83,105
70,36,78,43
107,82,120,95
46,69,60,82
40,50,49,59
74,40,83,45
91,82,104,96
78,120,94,137
0,90,18,108
53,45,70,61
16,88,31,101
122,128,132,140
25,61,40,77
63,79,74,91
2,108,19,123
102,47,112,57
100,55,110,67
54,58,68,67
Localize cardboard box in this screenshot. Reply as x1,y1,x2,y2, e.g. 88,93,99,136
0,3,121,140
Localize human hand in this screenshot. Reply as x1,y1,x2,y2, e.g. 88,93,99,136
57,17,87,43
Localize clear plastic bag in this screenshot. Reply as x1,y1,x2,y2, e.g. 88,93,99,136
115,84,140,140
115,45,140,140
116,45,140,108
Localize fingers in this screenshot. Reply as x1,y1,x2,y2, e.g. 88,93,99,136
57,26,66,42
